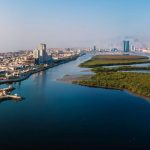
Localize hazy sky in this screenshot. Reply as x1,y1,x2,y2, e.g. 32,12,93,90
0,0,150,51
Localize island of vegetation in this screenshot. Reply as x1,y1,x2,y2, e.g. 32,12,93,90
72,55,150,99
80,55,150,67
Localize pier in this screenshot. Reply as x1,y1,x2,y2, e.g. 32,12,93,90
0,86,23,101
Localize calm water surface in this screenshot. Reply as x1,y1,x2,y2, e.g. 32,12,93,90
0,54,150,150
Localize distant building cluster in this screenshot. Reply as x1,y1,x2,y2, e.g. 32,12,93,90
123,40,150,53
0,40,150,82
46,48,82,60
91,40,150,54
0,43,84,81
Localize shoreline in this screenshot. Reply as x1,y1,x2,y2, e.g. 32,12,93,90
76,82,150,100
80,55,150,68
72,55,150,100
57,74,93,83
80,60,150,68
0,54,81,85
58,74,150,100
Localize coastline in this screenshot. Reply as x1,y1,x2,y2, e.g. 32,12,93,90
0,54,81,85
80,55,150,68
57,74,92,83
58,55,150,100
58,74,150,100
80,60,150,68
57,74,124,90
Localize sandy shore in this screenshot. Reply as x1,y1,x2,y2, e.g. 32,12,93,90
57,74,92,83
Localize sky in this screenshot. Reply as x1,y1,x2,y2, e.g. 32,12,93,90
0,0,150,51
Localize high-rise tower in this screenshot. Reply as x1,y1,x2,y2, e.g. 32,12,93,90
33,43,52,64
123,41,130,52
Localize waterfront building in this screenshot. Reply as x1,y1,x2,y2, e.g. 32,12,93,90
123,41,130,52
33,43,52,64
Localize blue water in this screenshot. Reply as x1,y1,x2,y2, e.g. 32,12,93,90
0,54,150,150
106,63,150,68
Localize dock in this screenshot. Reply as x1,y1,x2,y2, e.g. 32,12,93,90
0,95,23,100
0,86,23,101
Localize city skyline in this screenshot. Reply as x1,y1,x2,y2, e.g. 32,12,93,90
0,1,150,149
0,0,150,51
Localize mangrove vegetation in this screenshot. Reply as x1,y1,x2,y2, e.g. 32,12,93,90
80,55,150,68
74,55,150,98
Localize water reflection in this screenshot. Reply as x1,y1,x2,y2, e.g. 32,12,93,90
32,71,47,87
0,53,150,149
106,63,150,68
